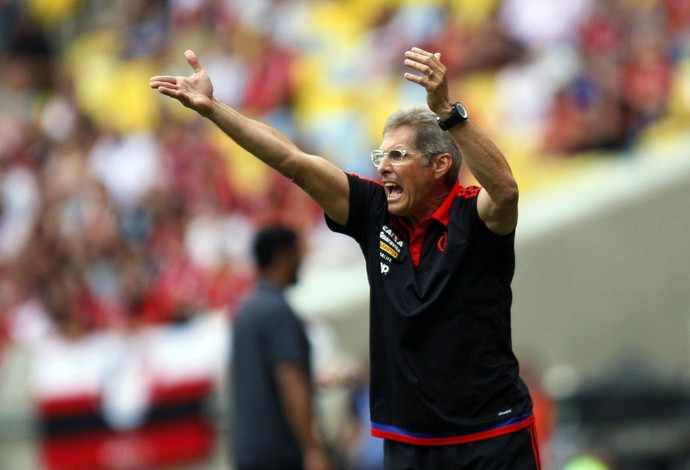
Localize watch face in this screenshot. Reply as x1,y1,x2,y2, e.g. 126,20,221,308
437,102,468,131
455,103,468,119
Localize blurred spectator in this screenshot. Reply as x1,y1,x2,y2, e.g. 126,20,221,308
118,0,169,59
88,130,164,211
0,120,40,265
618,2,675,140
541,66,631,155
498,0,595,53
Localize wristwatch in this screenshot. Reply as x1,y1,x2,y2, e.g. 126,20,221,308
437,102,469,131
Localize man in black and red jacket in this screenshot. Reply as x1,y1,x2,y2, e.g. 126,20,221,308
151,46,539,469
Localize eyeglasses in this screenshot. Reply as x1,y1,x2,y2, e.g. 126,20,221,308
370,148,414,167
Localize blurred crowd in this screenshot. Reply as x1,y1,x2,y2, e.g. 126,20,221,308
1,0,690,349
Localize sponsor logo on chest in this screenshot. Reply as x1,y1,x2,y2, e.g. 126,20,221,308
379,225,404,275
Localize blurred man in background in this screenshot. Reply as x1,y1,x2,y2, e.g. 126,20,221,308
230,226,332,470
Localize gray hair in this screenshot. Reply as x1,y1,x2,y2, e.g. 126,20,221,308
383,105,462,188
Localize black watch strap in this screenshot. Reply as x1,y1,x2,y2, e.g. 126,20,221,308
437,102,468,131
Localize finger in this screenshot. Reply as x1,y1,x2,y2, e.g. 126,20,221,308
403,58,434,78
410,47,433,57
156,86,186,102
149,76,178,87
185,50,201,73
154,85,175,97
406,49,439,69
403,72,426,85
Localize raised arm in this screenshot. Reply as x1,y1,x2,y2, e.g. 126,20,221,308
150,50,350,226
403,47,519,235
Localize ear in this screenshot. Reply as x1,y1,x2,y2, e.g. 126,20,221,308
432,153,452,181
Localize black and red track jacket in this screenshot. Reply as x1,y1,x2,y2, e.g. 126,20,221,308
326,173,533,446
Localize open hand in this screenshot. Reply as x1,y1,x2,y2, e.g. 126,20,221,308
403,47,452,118
150,50,214,116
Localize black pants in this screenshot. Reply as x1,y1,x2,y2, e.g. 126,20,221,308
383,425,541,470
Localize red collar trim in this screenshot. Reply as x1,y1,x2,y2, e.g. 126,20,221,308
402,183,481,267
427,182,482,227
428,182,463,227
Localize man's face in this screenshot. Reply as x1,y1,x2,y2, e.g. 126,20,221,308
376,126,438,225
285,239,305,287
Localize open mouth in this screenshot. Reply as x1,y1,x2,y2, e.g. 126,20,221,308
385,181,403,201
